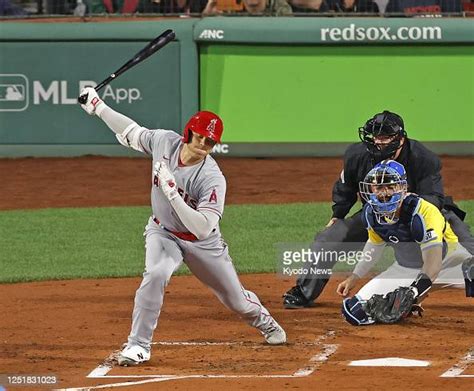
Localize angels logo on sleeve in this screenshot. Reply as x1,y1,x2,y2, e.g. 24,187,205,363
209,188,218,203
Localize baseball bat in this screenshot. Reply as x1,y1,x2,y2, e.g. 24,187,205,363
78,29,175,104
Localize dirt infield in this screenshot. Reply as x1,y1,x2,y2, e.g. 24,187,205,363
1,275,473,390
1,156,473,390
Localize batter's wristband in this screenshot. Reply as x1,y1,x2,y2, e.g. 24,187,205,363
95,101,107,117
411,272,432,298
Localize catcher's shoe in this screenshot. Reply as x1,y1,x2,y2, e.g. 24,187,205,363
117,344,151,366
283,286,314,309
260,318,287,345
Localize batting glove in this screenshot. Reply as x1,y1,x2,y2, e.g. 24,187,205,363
78,87,106,116
154,161,179,201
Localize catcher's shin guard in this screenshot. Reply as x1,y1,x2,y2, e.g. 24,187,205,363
462,257,474,297
341,296,375,326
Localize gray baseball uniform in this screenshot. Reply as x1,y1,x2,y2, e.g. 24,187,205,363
123,127,274,349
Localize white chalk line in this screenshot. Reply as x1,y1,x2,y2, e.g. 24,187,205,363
85,340,340,381
86,345,341,380
86,337,333,379
151,340,325,346
85,342,260,379
293,344,339,377
56,375,301,391
87,365,114,378
85,348,120,378
440,348,474,378
59,331,337,390
292,329,338,376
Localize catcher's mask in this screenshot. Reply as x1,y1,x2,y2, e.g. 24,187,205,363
182,111,223,145
359,160,407,225
358,110,407,161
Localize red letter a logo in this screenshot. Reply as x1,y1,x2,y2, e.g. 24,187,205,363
209,189,217,203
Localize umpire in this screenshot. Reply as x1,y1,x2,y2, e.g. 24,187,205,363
283,110,474,309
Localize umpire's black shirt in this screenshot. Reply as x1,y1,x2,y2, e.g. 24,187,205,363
332,139,444,219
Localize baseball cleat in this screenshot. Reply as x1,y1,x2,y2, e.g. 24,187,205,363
283,286,314,309
117,344,151,366
260,318,287,345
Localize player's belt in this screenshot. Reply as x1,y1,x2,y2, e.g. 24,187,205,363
152,216,198,242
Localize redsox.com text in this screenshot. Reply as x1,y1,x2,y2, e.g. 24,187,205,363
321,24,442,42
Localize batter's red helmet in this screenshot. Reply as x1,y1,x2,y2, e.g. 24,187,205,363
182,111,223,144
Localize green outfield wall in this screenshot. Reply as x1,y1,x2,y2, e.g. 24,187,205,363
197,18,473,156
0,18,472,157
200,45,473,146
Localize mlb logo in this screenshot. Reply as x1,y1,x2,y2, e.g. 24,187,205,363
0,74,29,112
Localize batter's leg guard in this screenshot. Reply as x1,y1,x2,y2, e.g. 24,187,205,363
462,257,474,297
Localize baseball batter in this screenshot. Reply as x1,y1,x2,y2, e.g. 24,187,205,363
78,87,286,366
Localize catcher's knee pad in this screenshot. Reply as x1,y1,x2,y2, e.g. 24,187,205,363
462,257,474,297
341,296,375,326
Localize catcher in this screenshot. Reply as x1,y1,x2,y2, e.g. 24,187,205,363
338,160,473,325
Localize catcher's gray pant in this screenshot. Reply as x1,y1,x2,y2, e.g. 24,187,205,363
356,244,470,300
297,209,474,302
127,218,273,350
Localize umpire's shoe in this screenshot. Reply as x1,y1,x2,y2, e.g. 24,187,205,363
462,257,474,297
117,344,151,366
283,286,314,309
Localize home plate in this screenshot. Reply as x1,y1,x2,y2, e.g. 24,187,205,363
349,358,430,367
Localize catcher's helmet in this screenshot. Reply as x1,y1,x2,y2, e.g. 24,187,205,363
359,110,407,161
182,111,223,144
359,160,407,225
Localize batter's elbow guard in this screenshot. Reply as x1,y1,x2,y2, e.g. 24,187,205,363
341,296,375,326
462,257,474,297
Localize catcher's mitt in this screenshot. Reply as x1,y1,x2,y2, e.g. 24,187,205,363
365,287,417,324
